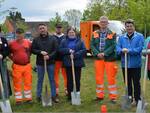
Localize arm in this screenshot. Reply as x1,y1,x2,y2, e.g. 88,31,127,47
59,40,70,55
90,34,100,56
116,36,123,55
0,38,10,59
128,35,144,55
31,38,42,55
74,41,86,59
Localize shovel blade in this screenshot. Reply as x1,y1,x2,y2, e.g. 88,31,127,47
71,91,81,105
121,95,131,110
0,100,12,113
42,95,52,107
136,100,148,113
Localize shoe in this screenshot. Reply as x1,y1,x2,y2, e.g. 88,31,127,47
24,100,33,104
65,89,68,96
36,97,41,102
110,99,117,104
16,101,22,105
94,97,104,101
52,96,59,103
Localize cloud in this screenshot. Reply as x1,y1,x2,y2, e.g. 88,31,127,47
1,0,88,21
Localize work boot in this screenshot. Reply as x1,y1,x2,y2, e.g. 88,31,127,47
36,97,41,102
52,96,59,103
110,99,117,104
16,101,22,105
94,97,104,102
24,99,33,104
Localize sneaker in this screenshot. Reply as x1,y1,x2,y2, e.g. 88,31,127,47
94,97,104,101
52,96,59,103
16,101,22,105
36,97,41,102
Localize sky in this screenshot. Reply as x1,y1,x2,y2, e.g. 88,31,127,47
0,0,88,22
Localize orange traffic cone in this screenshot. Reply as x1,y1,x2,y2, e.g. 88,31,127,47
100,105,107,113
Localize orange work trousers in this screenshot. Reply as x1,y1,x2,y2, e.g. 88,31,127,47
12,63,32,102
95,60,118,100
54,61,67,93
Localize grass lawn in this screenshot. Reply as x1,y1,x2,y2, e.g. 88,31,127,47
7,56,150,112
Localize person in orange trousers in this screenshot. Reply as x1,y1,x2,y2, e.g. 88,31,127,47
9,28,32,105
91,16,118,103
53,23,67,96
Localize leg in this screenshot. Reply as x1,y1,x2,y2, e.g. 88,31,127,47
105,62,118,100
132,68,141,103
47,64,56,97
54,61,61,94
148,70,150,80
122,68,133,98
23,63,32,101
12,64,23,103
36,65,44,98
94,60,105,99
61,65,67,91
74,67,81,92
66,67,73,99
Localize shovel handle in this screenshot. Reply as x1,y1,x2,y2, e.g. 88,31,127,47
125,52,128,87
70,53,77,92
143,54,148,96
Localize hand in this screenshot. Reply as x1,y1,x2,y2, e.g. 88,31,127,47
44,55,49,60
0,54,3,59
69,49,74,54
41,51,48,56
70,53,74,59
97,53,104,58
122,48,128,53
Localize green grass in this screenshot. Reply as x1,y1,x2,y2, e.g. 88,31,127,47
7,56,150,112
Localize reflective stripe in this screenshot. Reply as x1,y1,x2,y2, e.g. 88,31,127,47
24,94,32,99
96,84,104,88
109,90,117,94
24,90,31,94
16,95,22,99
108,85,116,88
96,90,104,93
15,92,21,95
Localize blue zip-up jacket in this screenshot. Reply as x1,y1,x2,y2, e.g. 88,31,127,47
59,36,86,67
116,32,144,68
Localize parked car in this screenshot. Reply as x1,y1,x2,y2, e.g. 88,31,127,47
5,32,15,41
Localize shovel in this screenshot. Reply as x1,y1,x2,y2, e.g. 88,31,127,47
0,73,12,113
70,54,81,105
121,52,131,110
136,53,148,113
42,59,52,107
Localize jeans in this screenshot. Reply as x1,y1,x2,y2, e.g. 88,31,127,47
36,64,56,97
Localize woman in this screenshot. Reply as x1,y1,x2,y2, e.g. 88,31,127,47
59,27,86,100
0,34,12,99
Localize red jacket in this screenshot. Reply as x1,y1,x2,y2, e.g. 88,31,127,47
9,39,31,65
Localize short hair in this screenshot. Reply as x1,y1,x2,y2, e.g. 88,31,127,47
125,19,134,26
38,23,47,27
99,16,108,21
16,28,24,34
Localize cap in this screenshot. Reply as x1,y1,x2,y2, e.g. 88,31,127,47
16,28,24,34
56,23,62,28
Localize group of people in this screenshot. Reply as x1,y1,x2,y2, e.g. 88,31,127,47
0,15,149,108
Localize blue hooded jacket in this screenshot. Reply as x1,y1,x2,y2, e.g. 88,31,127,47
116,32,144,68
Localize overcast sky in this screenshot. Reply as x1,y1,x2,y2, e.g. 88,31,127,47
0,0,88,22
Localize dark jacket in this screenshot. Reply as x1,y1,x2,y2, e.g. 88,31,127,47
53,33,66,61
0,37,11,99
90,29,117,61
59,37,86,67
31,35,58,65
0,37,9,59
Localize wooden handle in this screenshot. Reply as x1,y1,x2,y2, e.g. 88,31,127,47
71,54,76,92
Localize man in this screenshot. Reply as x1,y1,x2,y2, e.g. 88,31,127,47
32,23,59,103
53,23,67,96
9,28,32,105
91,16,118,103
116,19,144,105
